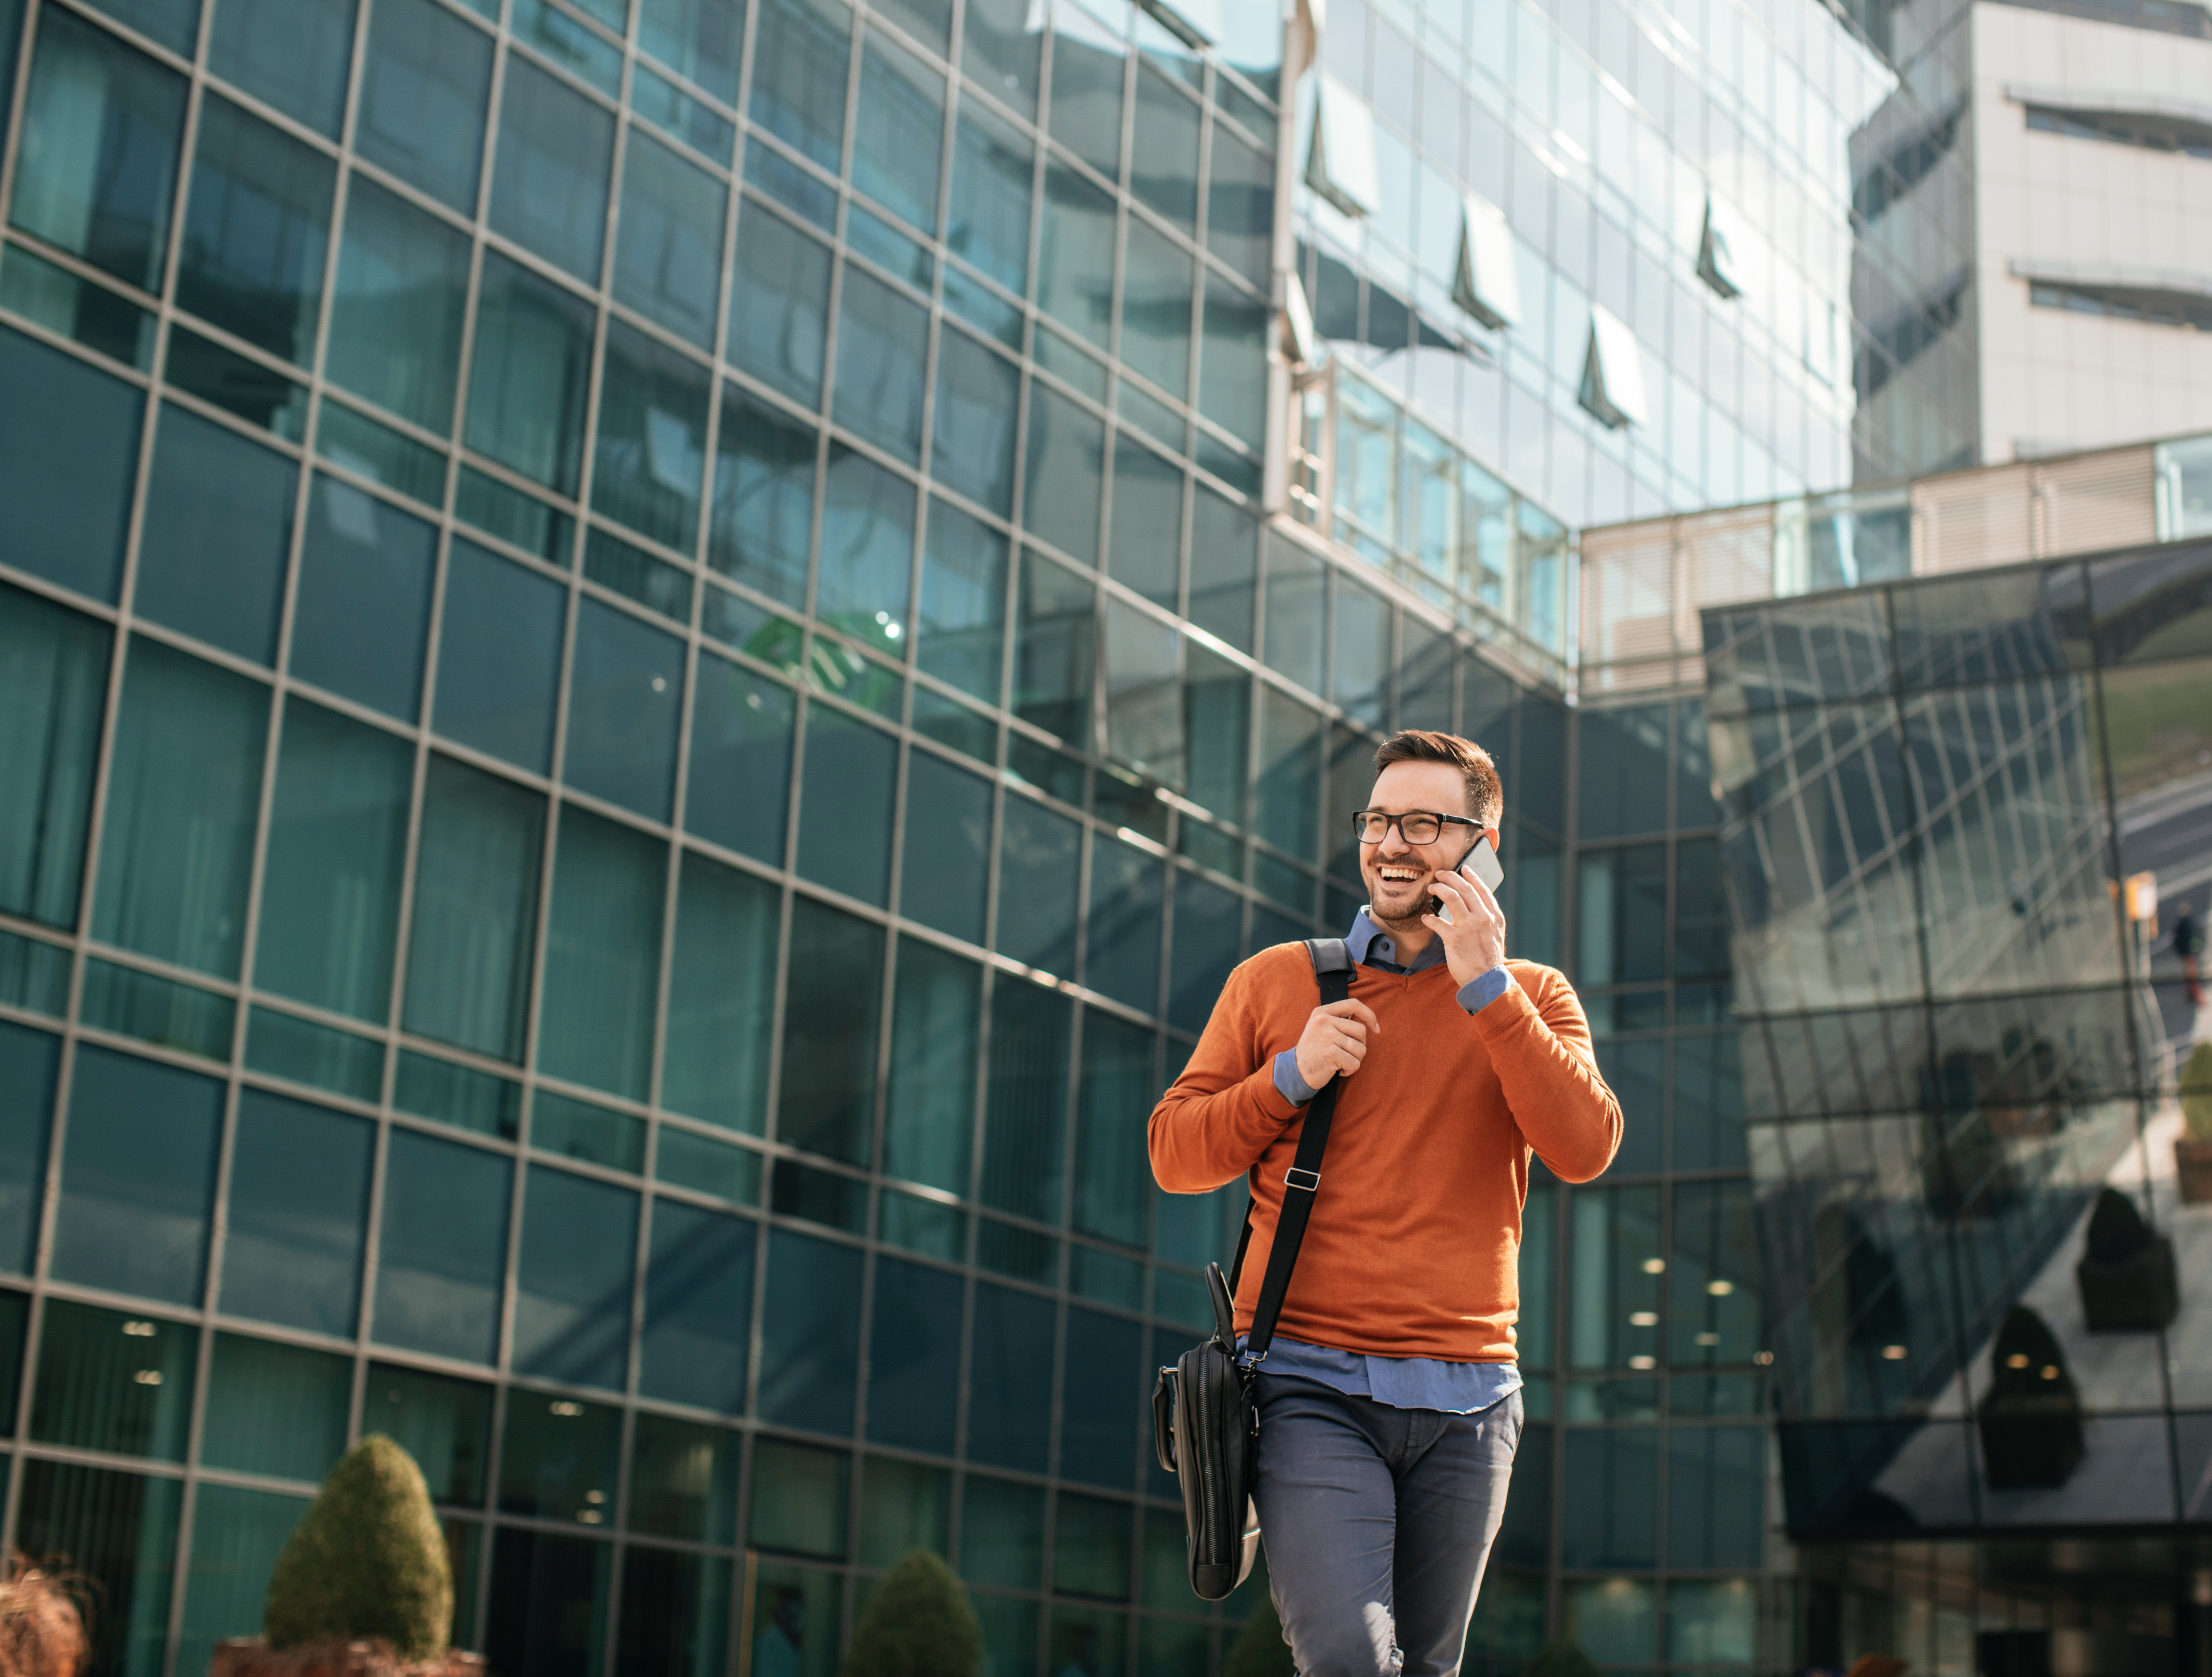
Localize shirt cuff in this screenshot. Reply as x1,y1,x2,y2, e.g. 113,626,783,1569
1271,1048,1319,1107
1458,967,1514,1014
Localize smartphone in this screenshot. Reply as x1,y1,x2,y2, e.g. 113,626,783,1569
1431,837,1504,921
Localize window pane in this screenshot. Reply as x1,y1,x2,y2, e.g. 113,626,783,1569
326,177,469,433
931,327,1017,518
0,584,109,928
796,707,897,906
981,978,1068,1222
10,10,185,289
642,1198,755,1409
833,268,927,464
1561,1428,1658,1567
365,1363,493,1506
1073,1011,1151,1245
514,1165,637,1390
777,898,883,1163
686,656,794,864
1255,687,1320,862
853,29,942,233
433,538,566,773
751,1441,849,1557
961,0,1039,115
76,0,199,52
664,848,776,1127
0,1021,59,1276
291,475,434,721
710,385,816,607
467,252,593,496
1119,220,1191,398
1575,844,1666,987
255,700,411,1020
54,1046,221,1304
1048,21,1122,180
1130,66,1197,227
727,203,828,411
1199,272,1266,448
749,0,851,170
133,404,295,664
1060,1309,1140,1487
618,1547,729,1677
1086,835,1161,1014
818,448,915,656
1167,871,1239,1035
356,0,491,212
640,0,741,101
1013,550,1095,746
402,755,545,1062
1107,437,1181,608
490,55,615,281
968,1282,1053,1470
916,496,1008,699
866,1257,960,1453
630,1412,738,1544
594,320,709,553
16,1463,180,1677
1037,162,1114,349
615,129,726,349
757,1228,863,1431
487,1531,613,1677
901,750,991,944
201,1333,350,1479
564,596,685,819
540,806,666,1101
884,938,978,1193
1206,120,1270,287
1185,644,1248,822
373,1128,512,1364
222,1088,371,1335
92,639,267,977
947,103,1030,295
176,95,333,363
207,0,355,136
1023,384,1104,565
996,792,1079,975
0,328,143,602
177,1483,308,1677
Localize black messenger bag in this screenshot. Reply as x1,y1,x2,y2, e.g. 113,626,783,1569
1150,937,1355,1600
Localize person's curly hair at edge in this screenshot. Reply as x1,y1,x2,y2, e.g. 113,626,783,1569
0,1555,91,1677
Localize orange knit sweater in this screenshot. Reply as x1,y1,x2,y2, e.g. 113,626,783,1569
1148,946,1622,1361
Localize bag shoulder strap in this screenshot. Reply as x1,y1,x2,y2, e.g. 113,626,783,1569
1232,937,1354,1360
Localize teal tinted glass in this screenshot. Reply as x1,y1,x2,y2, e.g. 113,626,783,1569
499,1389,621,1517
244,1006,382,1101
756,1229,862,1430
0,327,144,602
727,199,829,411
593,320,709,552
357,0,493,213
817,448,914,652
1023,386,1105,566
685,655,793,864
1073,1011,1152,1246
396,1050,520,1140
795,706,897,906
327,177,470,433
207,0,357,137
16,1461,181,1677
92,639,268,977
710,384,816,606
539,806,665,1101
1199,271,1266,447
932,327,1017,517
31,1297,197,1458
968,1282,1052,1470
485,1529,614,1672
364,1362,494,1503
78,0,199,51
514,1164,638,1390
564,597,684,819
641,1198,754,1410
291,474,434,721
434,539,566,773
614,129,726,349
882,939,977,1194
916,498,1008,698
865,1260,960,1454
255,700,412,1021
79,958,234,1059
1119,220,1193,399
749,0,850,169
832,268,927,464
1037,161,1113,350
176,1483,308,1677
980,979,1069,1222
10,10,185,289
853,29,942,233
640,0,741,100
0,582,108,928
402,755,545,1062
222,1088,372,1334
374,1128,511,1363
1169,870,1239,1034
947,103,1030,295
133,404,296,664
467,252,593,496
532,1090,644,1172
631,1412,739,1541
54,1048,222,1305
776,898,883,1164
0,1022,58,1275
901,750,990,943
490,55,615,282
201,1334,351,1480
176,95,334,363
996,791,1079,975
663,851,777,1132
1085,834,1161,1013
961,1473,1044,1585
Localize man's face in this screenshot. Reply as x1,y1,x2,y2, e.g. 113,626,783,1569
1359,760,1484,926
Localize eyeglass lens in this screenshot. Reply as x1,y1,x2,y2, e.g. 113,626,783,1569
1354,812,1443,843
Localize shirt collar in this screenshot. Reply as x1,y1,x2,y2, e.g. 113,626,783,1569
1345,906,1449,973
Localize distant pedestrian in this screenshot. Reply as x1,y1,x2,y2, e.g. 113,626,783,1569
2175,901,2205,1007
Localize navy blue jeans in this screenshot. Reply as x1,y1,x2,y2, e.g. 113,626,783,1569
1251,1372,1523,1677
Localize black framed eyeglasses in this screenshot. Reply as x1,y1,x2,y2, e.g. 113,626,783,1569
1351,809,1481,845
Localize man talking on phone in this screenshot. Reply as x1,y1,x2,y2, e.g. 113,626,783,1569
1149,730,1621,1677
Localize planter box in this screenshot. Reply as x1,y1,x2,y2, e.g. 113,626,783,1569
1978,1397,2084,1488
2179,1138,2212,1206
212,1641,485,1677
2077,1234,2179,1331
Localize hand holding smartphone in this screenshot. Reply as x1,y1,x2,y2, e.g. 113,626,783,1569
1431,834,1503,922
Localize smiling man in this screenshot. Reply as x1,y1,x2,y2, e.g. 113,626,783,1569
1149,730,1621,1677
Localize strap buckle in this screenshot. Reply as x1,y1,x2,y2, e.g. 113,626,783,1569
1284,1166,1321,1193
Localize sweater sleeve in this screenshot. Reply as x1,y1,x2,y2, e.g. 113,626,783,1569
1148,961,1303,1193
1470,965,1622,1183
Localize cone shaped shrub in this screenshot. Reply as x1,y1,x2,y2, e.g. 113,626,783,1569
2184,1042,2212,1141
836,1549,980,1677
1222,1593,1294,1677
1522,1638,1605,1677
263,1435,452,1661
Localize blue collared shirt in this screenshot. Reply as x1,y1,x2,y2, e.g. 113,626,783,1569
1251,906,1522,1415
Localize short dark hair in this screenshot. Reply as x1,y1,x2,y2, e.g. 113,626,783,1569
1372,731,1503,827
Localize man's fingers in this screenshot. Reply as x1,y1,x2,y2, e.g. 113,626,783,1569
1319,998,1382,1032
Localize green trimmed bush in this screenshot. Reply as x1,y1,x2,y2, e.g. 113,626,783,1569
263,1435,453,1661
1521,1638,1605,1677
2182,1041,2212,1141
837,1549,980,1677
1223,1593,1294,1677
